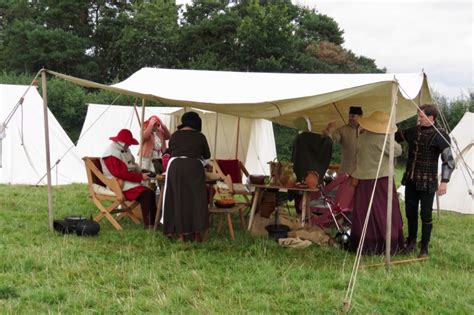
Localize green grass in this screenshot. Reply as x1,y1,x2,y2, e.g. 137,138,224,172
0,174,473,314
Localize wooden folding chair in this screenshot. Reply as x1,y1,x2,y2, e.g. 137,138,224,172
82,157,141,231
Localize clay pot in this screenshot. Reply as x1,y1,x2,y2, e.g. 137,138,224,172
305,171,319,189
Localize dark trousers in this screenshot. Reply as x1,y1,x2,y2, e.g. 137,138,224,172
136,188,157,227
404,180,434,244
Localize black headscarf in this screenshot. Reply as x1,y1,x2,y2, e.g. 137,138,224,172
177,111,202,132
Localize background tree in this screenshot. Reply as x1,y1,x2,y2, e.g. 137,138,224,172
5,0,466,161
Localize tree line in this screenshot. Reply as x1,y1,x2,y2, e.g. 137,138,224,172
0,0,471,160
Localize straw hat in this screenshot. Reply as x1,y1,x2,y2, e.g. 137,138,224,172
358,111,397,134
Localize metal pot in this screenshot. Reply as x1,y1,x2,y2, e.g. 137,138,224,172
64,215,87,229
265,224,290,241
75,220,100,236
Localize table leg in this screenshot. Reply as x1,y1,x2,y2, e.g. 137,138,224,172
153,183,164,230
247,188,261,231
301,191,309,227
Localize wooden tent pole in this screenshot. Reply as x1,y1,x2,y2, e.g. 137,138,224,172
138,98,145,168
235,117,240,159
41,70,54,231
213,113,219,158
385,81,398,271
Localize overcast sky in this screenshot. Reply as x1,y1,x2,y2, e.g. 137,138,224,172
177,0,472,99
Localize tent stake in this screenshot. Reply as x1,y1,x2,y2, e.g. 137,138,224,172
362,257,428,269
41,69,54,231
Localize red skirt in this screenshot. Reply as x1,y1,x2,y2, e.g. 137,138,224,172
349,177,405,255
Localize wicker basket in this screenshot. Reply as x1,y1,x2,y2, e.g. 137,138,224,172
259,191,276,218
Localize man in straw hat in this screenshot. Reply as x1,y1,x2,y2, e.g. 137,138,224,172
396,104,455,257
101,129,157,229
323,106,363,175
349,111,405,255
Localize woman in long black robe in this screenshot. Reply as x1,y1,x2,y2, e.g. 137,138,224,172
163,112,210,241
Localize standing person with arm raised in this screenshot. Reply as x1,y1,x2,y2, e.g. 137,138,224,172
323,106,363,175
323,106,363,210
396,104,455,257
140,115,171,173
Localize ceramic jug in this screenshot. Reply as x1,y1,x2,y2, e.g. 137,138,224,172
305,171,319,189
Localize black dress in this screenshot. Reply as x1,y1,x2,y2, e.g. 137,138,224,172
163,130,211,235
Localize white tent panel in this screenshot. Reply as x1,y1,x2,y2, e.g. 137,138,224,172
0,84,85,185
76,104,276,176
437,112,474,214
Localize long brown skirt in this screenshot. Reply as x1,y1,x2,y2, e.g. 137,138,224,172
349,177,405,255
163,158,209,235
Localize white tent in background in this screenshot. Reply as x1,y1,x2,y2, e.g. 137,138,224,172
437,112,474,214
76,104,178,158
76,104,276,176
0,84,85,184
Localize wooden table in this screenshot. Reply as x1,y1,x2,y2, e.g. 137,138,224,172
246,184,319,231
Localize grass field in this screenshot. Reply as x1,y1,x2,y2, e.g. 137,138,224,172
0,170,473,314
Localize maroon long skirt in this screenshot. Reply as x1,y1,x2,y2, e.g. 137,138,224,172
349,177,405,255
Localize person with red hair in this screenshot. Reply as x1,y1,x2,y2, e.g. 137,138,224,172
140,115,171,173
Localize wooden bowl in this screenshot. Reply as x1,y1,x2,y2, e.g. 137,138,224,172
215,200,236,208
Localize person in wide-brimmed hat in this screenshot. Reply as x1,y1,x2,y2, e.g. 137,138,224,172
139,115,171,173
101,128,157,229
349,111,404,255
163,111,210,242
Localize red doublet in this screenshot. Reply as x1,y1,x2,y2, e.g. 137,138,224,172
103,156,147,200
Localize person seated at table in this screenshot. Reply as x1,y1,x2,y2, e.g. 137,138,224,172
163,111,211,242
349,111,404,255
139,115,171,173
101,129,157,229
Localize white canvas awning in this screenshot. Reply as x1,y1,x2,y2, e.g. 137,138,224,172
47,68,432,131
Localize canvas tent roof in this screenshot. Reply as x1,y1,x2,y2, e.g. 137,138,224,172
436,112,474,214
48,68,432,131
77,104,276,176
0,84,85,184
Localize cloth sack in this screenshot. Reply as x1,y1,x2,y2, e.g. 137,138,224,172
278,237,312,249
